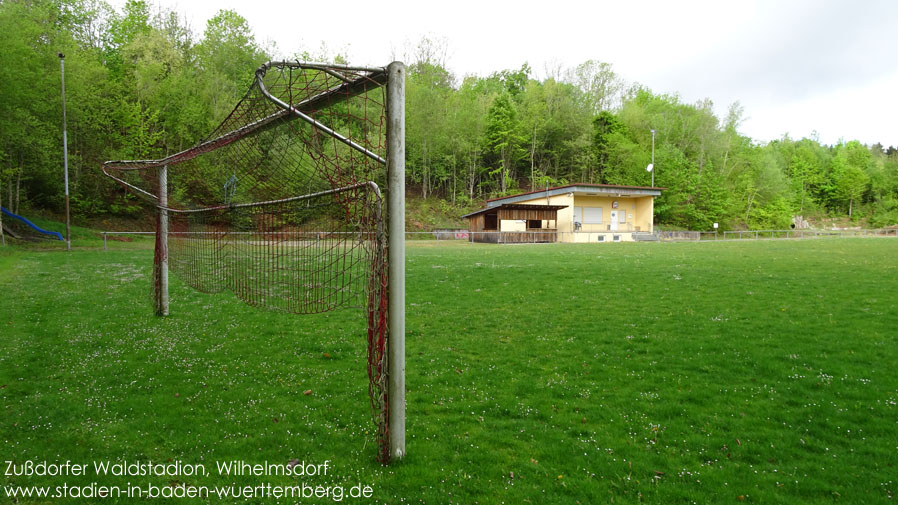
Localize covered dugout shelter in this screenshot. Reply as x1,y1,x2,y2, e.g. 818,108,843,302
463,203,567,243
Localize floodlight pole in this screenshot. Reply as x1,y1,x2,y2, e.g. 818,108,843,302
386,61,406,462
59,53,71,251
650,129,656,188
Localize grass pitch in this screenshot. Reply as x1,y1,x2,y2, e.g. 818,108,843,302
1,238,897,504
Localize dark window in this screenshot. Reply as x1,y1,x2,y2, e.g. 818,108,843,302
527,220,542,229
484,213,498,230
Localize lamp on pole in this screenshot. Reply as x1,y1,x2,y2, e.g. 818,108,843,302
59,52,71,251
645,128,656,187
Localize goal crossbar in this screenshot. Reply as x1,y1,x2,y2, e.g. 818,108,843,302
102,61,388,199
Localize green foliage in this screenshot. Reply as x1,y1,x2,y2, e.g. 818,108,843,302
592,110,627,182
483,92,527,194
1,3,896,231
567,59,623,113
0,0,266,220
868,197,898,228
747,197,793,229
828,141,872,217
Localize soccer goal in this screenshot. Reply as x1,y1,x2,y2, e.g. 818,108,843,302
102,61,406,464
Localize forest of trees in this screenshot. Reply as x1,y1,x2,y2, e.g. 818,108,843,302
3,0,898,231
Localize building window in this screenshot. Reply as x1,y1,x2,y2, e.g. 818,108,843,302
527,220,542,229
484,213,498,230
584,207,603,224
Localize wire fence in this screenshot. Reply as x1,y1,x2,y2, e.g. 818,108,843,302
100,228,898,249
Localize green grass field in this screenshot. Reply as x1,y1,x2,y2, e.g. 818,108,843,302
2,238,897,504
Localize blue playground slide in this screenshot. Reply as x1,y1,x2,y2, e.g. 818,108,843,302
1,206,64,241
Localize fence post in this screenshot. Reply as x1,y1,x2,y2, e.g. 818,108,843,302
103,232,108,251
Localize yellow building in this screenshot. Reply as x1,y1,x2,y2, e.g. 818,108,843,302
463,183,662,243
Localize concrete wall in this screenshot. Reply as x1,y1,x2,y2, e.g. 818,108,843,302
500,219,526,231
571,232,637,243
571,195,643,233
634,196,654,233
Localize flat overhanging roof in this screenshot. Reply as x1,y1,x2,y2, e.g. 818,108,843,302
462,203,568,219
486,183,663,208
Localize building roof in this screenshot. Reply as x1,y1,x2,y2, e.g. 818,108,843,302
461,203,568,219
486,183,663,208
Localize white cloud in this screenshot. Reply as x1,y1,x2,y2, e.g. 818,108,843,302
123,0,898,146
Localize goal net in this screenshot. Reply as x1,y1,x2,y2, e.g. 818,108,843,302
103,61,405,464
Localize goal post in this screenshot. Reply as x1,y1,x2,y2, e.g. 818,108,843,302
386,61,405,460
154,164,169,316
103,60,406,464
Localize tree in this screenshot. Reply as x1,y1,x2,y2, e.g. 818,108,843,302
405,40,454,198
196,9,265,110
592,111,626,183
483,92,526,194
566,60,623,113
829,142,871,217
493,63,531,99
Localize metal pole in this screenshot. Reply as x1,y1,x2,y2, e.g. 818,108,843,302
651,129,655,188
103,232,107,251
59,53,71,251
156,165,169,316
386,61,406,462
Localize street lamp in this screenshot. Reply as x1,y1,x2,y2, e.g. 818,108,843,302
645,129,656,187
59,52,71,251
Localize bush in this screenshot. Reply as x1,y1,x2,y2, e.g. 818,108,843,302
748,198,793,229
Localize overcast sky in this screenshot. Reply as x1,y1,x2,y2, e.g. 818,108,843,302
126,0,898,147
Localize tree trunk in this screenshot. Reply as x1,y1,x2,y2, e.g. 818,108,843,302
499,145,508,194
721,149,729,178
500,163,507,194
0,172,4,245
467,147,476,200
745,191,755,223
422,141,429,199
15,159,22,214
530,124,537,191
451,158,457,204
468,165,475,200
